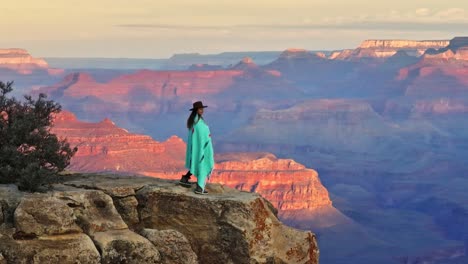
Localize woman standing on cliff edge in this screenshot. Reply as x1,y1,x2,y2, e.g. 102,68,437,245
179,101,214,194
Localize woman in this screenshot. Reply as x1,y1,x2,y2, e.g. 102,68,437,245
179,101,214,194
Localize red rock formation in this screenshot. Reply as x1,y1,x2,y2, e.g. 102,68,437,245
65,69,242,99
52,111,186,174
212,152,332,211
0,48,63,75
37,69,245,114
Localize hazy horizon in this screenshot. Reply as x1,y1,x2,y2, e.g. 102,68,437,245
2,0,468,58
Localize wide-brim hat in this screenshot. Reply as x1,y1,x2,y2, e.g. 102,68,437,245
189,101,208,111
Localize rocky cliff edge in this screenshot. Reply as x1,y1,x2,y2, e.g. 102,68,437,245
0,174,319,264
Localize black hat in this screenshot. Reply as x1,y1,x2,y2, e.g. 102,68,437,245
189,101,208,111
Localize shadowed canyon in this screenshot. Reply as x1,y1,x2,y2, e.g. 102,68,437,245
2,37,468,264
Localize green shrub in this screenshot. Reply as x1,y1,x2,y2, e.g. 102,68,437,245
0,81,77,192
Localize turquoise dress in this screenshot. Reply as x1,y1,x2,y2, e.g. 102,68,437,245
185,116,214,190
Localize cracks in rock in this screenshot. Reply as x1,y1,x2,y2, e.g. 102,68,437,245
12,231,37,240
63,183,145,199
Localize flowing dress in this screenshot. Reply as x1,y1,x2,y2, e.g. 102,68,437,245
185,116,214,190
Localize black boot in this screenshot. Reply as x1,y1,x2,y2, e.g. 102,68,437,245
194,184,208,195
179,171,192,187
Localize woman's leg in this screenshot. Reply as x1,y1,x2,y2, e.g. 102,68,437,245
194,175,208,194
179,170,193,187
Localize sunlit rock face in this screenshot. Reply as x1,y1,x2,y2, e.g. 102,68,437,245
332,39,449,61
40,69,242,101
213,152,332,210
0,49,62,75
52,111,186,175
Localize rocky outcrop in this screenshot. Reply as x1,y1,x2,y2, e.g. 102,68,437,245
333,39,449,61
419,37,468,62
212,152,349,231
446,37,468,52
359,40,449,49
231,57,258,70
328,49,354,60
274,49,325,61
0,49,62,75
0,49,48,67
0,174,319,264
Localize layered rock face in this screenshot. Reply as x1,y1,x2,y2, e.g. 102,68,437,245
333,39,449,61
51,111,186,176
212,153,348,230
214,152,331,211
359,40,449,49
420,37,468,61
0,49,62,75
41,69,242,100
0,174,319,264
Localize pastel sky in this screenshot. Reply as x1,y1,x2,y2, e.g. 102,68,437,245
1,0,468,58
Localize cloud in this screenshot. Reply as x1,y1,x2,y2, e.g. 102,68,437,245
115,8,468,34
111,7,468,42
434,8,466,20
360,8,468,23
116,24,225,30
415,8,431,17
116,21,468,33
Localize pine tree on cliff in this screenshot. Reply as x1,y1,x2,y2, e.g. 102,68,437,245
0,81,77,192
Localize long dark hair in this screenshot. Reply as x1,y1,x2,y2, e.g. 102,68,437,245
187,109,203,129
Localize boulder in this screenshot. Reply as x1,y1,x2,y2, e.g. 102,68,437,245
14,194,82,236
92,229,161,264
53,190,127,234
140,228,198,264
0,233,100,264
113,196,139,227
0,185,23,226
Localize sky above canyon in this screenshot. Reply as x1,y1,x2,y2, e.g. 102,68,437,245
1,0,468,58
